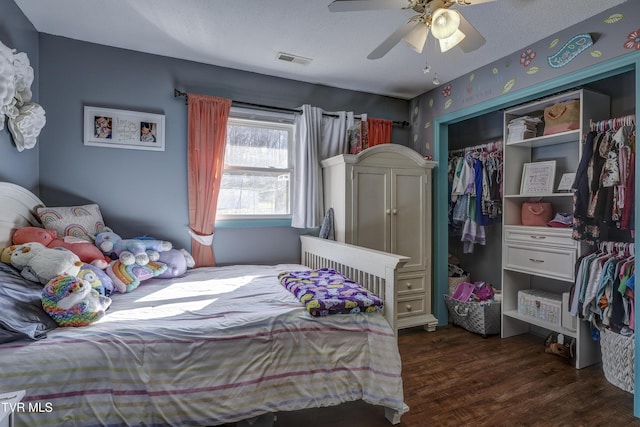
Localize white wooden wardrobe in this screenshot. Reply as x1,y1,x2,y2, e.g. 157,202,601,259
321,144,438,331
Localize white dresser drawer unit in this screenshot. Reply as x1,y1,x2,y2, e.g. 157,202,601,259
504,243,576,282
504,226,576,248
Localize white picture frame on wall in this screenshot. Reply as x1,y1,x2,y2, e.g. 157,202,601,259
520,160,556,196
83,106,165,151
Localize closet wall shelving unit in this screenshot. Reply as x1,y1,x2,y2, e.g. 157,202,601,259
501,88,611,369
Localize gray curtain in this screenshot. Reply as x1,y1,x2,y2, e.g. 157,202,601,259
291,105,356,228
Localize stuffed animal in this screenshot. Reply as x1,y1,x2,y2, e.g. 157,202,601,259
12,226,110,269
95,231,172,266
77,263,114,296
156,248,195,279
0,246,13,264
106,259,167,293
8,242,83,285
42,274,112,326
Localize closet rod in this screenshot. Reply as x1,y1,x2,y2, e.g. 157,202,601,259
590,114,636,132
449,140,503,155
597,240,635,255
173,89,409,127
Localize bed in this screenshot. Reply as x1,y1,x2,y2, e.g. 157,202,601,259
0,182,409,426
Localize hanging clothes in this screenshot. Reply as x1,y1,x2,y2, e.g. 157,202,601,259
573,117,635,243
448,141,503,253
570,241,635,335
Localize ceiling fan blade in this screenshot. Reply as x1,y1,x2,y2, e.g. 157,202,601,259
367,19,421,59
457,12,486,53
328,0,409,12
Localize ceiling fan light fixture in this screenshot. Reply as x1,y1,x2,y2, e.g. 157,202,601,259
438,28,466,52
431,8,461,40
402,24,429,53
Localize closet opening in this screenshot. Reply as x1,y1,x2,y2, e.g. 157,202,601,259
432,55,639,414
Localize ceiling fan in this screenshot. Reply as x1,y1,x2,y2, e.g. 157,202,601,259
328,0,495,60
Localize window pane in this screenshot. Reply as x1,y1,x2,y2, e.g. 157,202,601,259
225,123,289,168
218,171,290,216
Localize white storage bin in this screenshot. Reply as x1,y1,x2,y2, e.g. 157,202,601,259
518,289,562,326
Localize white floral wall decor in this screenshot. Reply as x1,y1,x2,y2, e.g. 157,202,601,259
0,39,45,152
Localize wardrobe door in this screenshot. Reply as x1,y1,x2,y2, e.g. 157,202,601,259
392,168,427,272
352,165,391,253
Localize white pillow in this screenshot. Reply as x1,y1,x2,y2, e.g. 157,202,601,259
37,204,107,242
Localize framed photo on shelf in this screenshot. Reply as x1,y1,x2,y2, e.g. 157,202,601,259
520,160,556,196
557,172,576,192
84,106,165,151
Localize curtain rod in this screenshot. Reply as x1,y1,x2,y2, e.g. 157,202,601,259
173,89,409,127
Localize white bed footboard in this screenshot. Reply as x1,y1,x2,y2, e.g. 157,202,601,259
300,235,408,336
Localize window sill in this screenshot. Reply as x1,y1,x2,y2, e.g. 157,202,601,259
215,218,292,228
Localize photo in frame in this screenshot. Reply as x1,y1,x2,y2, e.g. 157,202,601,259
84,106,165,151
520,160,556,196
557,172,576,192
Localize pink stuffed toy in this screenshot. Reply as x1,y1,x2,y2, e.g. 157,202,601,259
12,227,110,269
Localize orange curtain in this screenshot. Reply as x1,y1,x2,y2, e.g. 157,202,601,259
367,118,392,147
187,93,232,267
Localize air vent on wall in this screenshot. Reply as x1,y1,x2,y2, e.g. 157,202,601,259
276,52,312,65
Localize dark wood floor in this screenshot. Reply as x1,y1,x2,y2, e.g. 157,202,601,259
271,325,639,427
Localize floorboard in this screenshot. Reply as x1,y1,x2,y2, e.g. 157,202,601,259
270,325,639,427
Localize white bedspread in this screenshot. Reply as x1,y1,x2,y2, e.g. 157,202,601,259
0,264,405,426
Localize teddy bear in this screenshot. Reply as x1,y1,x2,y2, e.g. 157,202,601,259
6,242,84,285
94,231,172,266
156,248,195,279
41,274,112,326
12,226,110,269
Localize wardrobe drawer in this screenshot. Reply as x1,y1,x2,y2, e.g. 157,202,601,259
396,295,426,318
397,274,426,295
504,226,576,248
504,243,576,282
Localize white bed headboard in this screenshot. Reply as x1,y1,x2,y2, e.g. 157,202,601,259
0,182,45,248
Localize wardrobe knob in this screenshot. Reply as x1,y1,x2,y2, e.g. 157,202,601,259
406,282,412,289
392,209,397,215
406,304,412,311
386,209,391,215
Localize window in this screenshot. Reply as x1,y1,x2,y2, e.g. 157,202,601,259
216,110,294,221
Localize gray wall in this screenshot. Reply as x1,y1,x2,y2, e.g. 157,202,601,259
36,34,410,265
0,0,39,194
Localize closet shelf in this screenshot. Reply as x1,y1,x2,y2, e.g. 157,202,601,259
506,129,581,147
503,193,574,199
503,310,577,338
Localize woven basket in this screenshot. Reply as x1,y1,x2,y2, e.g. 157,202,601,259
444,295,500,338
448,275,470,295
600,328,634,393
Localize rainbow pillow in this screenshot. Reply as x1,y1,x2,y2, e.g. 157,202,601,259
106,260,167,293
37,204,107,242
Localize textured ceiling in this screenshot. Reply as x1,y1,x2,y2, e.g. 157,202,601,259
15,0,629,99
